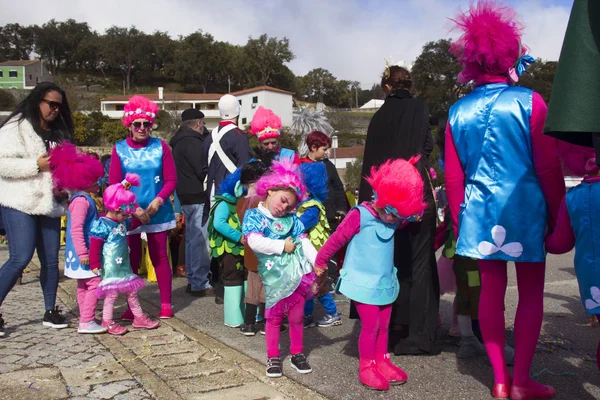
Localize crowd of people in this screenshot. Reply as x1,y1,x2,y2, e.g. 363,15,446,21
0,1,599,398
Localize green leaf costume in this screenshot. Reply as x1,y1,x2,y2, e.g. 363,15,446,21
296,199,330,250
208,194,245,258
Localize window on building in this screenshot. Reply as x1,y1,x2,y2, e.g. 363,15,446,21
9,70,17,78
206,103,216,110
115,105,125,111
29,74,32,80
242,118,247,125
238,99,242,106
36,77,39,83
0,71,3,78
252,96,258,104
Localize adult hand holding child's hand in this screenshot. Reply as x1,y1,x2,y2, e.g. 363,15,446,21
283,237,296,253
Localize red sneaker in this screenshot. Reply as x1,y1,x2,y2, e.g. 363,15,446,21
102,320,128,336
359,359,390,391
132,314,160,329
158,304,174,319
375,353,408,385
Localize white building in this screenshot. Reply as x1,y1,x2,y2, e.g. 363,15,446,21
100,85,294,131
359,99,384,111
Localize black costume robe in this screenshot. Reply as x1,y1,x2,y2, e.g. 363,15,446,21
356,89,440,354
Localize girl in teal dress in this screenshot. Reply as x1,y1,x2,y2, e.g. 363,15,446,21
89,174,160,335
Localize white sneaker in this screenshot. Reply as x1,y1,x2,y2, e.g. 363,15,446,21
78,320,107,334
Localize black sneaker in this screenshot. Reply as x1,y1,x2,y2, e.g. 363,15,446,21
304,316,316,329
290,353,312,374
266,356,283,377
43,306,68,329
0,313,5,337
240,324,258,336
260,323,287,335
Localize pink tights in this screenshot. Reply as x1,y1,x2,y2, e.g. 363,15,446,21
355,302,392,360
76,276,102,323
128,232,172,305
478,260,546,388
266,299,305,358
102,291,144,322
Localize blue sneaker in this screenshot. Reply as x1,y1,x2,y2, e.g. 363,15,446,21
317,313,342,327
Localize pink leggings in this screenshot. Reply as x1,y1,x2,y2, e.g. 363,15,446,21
265,300,305,358
355,302,392,360
127,232,172,305
102,291,144,322
478,260,545,387
76,276,102,323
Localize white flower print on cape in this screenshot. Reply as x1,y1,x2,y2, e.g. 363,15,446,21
585,287,600,311
478,225,523,258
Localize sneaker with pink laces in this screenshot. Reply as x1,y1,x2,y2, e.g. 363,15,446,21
132,314,160,329
102,320,128,335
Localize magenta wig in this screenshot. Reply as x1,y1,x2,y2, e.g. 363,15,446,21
449,1,524,83
255,159,307,202
249,106,282,141
122,95,159,127
49,142,104,191
558,141,599,177
103,173,140,213
365,157,427,218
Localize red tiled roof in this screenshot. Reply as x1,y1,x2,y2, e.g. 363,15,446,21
333,146,364,159
0,60,40,66
230,85,294,96
101,93,222,102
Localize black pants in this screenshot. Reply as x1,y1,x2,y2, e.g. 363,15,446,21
388,199,440,353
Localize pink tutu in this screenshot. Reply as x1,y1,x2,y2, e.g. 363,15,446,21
265,272,317,319
96,276,145,298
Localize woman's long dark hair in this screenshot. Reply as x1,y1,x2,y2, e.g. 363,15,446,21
0,82,73,141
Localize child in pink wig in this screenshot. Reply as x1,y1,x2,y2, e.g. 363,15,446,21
315,157,426,391
50,143,106,334
89,173,160,335
249,106,299,164
109,95,177,319
241,159,318,378
545,142,600,374
445,1,565,399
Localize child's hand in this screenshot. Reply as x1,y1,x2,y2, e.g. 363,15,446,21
314,265,327,276
80,255,90,265
240,234,246,244
92,268,99,275
283,237,296,253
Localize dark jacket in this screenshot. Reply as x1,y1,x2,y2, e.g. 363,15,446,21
323,158,348,225
359,89,433,204
169,125,208,205
202,124,253,200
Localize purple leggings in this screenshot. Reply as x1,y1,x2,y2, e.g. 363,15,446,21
127,232,172,305
355,302,392,360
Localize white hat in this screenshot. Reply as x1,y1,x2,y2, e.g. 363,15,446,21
218,94,241,120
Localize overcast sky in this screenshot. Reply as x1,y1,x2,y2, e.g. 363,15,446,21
2,0,573,88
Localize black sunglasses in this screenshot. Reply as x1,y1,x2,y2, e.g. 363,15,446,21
42,99,62,110
132,121,152,129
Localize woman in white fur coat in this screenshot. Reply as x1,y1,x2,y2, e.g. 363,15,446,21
0,82,74,337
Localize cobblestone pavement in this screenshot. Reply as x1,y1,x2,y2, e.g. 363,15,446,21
0,247,325,400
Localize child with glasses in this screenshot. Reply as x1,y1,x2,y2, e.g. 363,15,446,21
89,173,160,335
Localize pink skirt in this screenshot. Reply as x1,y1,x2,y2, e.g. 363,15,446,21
265,272,317,319
96,276,145,298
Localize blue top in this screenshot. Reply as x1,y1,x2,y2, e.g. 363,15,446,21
566,181,600,314
336,205,399,305
115,137,175,234
297,205,319,230
448,83,546,262
64,193,98,279
276,147,296,162
213,193,242,242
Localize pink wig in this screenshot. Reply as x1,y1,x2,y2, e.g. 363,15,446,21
557,141,599,177
249,106,282,141
103,173,140,213
255,159,307,202
49,142,104,191
449,1,524,83
365,157,427,218
122,95,159,127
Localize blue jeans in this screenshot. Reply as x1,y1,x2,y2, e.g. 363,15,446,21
181,203,211,291
0,207,61,310
305,292,337,316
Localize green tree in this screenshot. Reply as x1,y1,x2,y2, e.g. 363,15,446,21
0,89,16,110
412,39,471,121
101,120,128,144
0,23,35,62
518,59,557,103
100,26,149,92
243,34,294,87
72,111,109,145
344,156,363,189
170,31,216,93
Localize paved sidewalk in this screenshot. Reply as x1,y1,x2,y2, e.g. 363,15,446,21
0,246,326,400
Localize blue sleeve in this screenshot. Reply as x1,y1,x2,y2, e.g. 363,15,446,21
213,201,242,242
291,216,306,238
242,208,265,236
298,206,320,231
89,219,110,240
